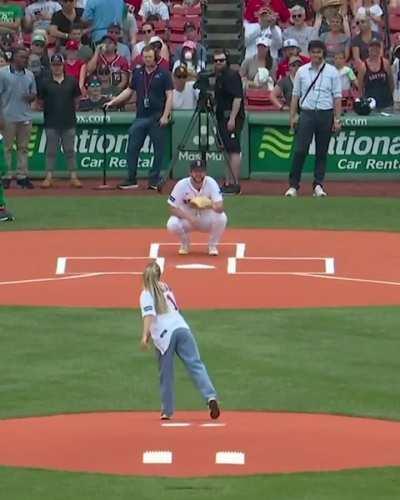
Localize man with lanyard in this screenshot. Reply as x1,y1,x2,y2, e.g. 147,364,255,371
285,40,342,198
105,45,173,190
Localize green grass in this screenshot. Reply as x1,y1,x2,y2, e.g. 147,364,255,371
1,306,400,420
0,467,399,500
2,195,400,231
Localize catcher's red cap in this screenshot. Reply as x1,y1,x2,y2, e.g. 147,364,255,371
190,159,207,170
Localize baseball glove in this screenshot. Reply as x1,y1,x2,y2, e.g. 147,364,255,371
189,196,213,209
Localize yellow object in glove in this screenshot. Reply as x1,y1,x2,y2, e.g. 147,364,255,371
189,196,213,209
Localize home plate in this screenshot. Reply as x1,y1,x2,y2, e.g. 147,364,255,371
176,264,216,270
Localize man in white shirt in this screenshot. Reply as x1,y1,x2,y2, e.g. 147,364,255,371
25,0,61,32
167,159,227,256
285,40,342,198
172,64,199,110
140,0,170,21
244,5,282,60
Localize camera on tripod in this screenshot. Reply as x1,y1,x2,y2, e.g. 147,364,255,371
193,71,214,110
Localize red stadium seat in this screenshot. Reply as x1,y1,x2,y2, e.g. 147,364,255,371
245,89,280,111
169,32,186,44
168,17,186,33
389,14,400,32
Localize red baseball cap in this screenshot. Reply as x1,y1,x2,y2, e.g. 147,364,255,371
65,39,79,51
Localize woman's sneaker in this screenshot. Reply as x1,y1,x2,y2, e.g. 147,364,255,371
208,399,220,420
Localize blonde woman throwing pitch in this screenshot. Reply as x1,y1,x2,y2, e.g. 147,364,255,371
140,261,220,420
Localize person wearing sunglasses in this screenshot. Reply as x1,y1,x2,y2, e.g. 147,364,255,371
283,5,319,55
244,5,283,61
214,48,244,195
79,75,108,111
132,21,155,58
351,13,382,68
106,23,131,61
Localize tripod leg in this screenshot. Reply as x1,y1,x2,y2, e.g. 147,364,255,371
158,106,203,192
208,110,238,185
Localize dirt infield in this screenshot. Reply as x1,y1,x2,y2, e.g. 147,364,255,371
0,228,399,309
1,411,400,477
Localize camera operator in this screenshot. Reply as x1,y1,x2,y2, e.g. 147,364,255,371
213,49,244,195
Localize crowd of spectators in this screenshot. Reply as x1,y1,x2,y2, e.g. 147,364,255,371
242,0,400,111
0,0,205,115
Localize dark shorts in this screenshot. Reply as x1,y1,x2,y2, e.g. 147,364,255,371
217,118,243,154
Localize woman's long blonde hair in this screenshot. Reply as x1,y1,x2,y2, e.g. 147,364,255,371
142,261,168,315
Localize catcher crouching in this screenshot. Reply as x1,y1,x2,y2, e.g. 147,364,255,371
167,160,227,256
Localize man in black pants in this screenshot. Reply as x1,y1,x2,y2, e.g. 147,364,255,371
286,40,342,197
105,46,173,190
214,48,244,195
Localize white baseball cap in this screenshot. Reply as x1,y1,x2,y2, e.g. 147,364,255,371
283,38,300,48
256,36,271,47
149,36,163,45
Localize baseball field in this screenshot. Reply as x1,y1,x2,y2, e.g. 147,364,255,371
1,192,400,499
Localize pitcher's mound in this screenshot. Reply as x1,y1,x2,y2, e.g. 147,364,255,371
1,411,400,477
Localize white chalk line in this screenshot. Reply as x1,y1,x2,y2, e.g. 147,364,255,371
0,273,106,286
293,273,400,287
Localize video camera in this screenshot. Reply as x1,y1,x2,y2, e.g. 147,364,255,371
193,70,214,95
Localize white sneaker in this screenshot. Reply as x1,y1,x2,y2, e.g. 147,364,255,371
208,246,219,256
178,244,189,255
313,185,327,197
284,187,297,197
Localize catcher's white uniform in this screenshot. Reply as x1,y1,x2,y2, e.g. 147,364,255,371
167,176,227,253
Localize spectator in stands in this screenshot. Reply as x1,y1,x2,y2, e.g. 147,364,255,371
38,53,82,188
132,35,169,70
28,31,51,85
320,13,351,63
122,3,138,49
0,47,36,190
86,33,130,96
68,22,93,61
351,14,382,66
214,48,244,195
125,0,143,15
82,0,124,44
355,0,383,33
105,45,173,190
174,21,207,67
334,51,358,91
107,23,131,60
392,43,400,110
270,55,302,109
0,32,15,63
79,75,108,110
139,0,170,21
244,5,283,60
64,39,87,94
50,0,85,45
132,21,155,58
25,1,62,33
172,41,205,79
358,39,394,109
172,64,198,109
284,5,319,55
276,39,309,80
241,37,275,89
0,0,23,35
244,0,290,24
